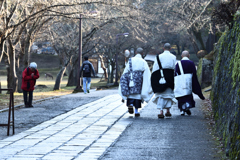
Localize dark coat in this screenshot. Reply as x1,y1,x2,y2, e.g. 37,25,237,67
79,60,96,77
21,67,40,91
175,59,205,109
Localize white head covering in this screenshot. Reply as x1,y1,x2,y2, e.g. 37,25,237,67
29,62,37,69
124,50,130,57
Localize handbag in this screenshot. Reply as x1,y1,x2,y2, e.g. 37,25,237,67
120,58,143,96
174,61,192,98
151,55,174,93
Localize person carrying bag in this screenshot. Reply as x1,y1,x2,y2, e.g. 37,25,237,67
151,55,174,93
120,58,143,96
174,51,205,116
151,43,177,118
174,61,192,98
119,48,153,117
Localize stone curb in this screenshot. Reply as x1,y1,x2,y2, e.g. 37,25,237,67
0,88,100,113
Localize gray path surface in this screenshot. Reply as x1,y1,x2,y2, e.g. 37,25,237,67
0,89,218,160
100,95,218,160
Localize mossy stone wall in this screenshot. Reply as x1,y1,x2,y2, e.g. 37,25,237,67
211,17,240,159
197,58,213,89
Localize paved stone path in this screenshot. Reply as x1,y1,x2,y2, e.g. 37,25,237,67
0,94,133,160
0,92,218,160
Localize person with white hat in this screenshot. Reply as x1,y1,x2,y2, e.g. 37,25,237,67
21,62,40,108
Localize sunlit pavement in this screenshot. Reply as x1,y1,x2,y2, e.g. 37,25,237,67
0,94,134,160
0,92,218,160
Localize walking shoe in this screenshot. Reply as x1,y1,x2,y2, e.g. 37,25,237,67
135,113,140,117
186,109,191,115
181,111,185,116
158,114,164,118
128,106,134,114
25,105,33,108
87,89,90,93
165,112,172,117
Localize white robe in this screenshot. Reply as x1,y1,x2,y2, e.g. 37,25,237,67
118,54,153,103
151,50,177,110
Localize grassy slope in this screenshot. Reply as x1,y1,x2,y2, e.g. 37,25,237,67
0,53,60,76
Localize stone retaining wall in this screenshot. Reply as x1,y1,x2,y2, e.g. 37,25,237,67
211,17,240,159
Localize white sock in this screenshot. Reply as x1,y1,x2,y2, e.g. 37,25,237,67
135,108,139,113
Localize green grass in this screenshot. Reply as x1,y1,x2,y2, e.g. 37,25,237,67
0,76,108,110
0,76,107,93
0,53,60,76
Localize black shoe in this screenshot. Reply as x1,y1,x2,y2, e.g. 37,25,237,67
158,114,164,118
135,113,140,117
26,104,33,108
128,106,134,114
165,112,172,117
186,109,191,115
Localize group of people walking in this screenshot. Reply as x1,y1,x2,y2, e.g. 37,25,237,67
21,43,204,115
119,43,205,118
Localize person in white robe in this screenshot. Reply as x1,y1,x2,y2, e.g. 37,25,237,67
151,43,177,118
119,48,153,117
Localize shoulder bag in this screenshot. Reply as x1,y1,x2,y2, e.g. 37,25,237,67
151,55,174,93
174,61,192,97
120,58,143,96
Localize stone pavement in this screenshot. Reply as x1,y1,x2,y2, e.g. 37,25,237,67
0,93,133,160
0,89,219,160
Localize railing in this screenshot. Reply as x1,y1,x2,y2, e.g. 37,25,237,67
0,88,15,136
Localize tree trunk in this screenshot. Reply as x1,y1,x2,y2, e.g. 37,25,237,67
54,56,72,90
3,41,14,93
102,68,108,80
66,56,78,86
0,41,4,93
0,41,4,62
16,51,25,93
16,38,31,92
188,29,200,54
110,60,115,83
16,58,22,93
99,55,108,80
53,67,66,90
176,44,181,55
7,38,18,92
192,29,206,51
114,53,119,85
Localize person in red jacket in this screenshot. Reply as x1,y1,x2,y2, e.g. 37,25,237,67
21,62,40,108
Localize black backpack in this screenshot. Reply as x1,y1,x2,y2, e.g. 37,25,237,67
83,63,91,73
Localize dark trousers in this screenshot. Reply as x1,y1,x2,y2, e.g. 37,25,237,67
23,90,33,106
126,98,142,109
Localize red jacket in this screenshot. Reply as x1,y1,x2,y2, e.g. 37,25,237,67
21,67,40,91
